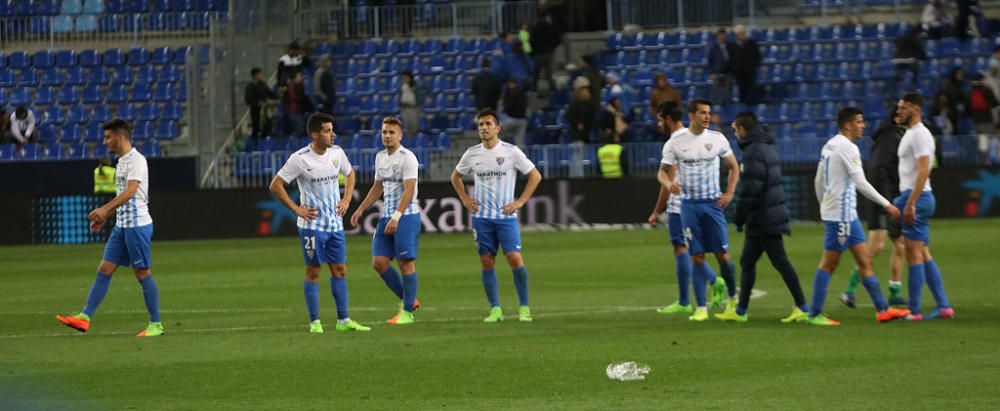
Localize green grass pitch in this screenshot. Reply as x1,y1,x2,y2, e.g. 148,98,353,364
2,219,999,409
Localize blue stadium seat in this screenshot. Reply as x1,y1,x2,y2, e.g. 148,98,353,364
44,142,64,158
8,51,29,69
357,95,377,115
128,47,150,66
92,105,112,122
444,37,465,56
155,121,179,140
82,84,103,104
173,46,191,65
32,50,54,68
78,50,100,67
153,84,175,102
131,82,152,102
176,81,187,101
66,106,88,124
75,15,98,32
150,47,172,65
102,49,124,66
137,103,158,121
92,143,109,158
116,103,137,121
38,125,58,143
141,140,162,157
161,102,183,120
19,144,41,160
105,84,127,104
136,65,156,83
0,69,15,88
133,121,153,141
43,106,64,124
40,68,61,86
8,88,29,106
61,125,82,142
172,0,195,12
61,0,83,14
109,65,131,84
34,86,55,105
64,142,87,158
83,0,105,13
0,144,16,160
83,121,103,142
16,69,38,87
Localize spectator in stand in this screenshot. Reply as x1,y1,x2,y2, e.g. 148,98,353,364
518,22,532,55
968,74,998,135
649,72,681,116
277,41,308,86
921,0,952,39
399,70,426,138
530,14,560,95
987,46,1000,99
731,25,762,105
9,106,36,146
707,28,734,107
930,92,956,136
283,72,312,137
0,108,10,143
245,67,279,140
471,57,503,111
603,72,631,108
954,0,982,41
501,78,529,147
503,40,534,86
579,55,603,102
892,27,927,96
313,55,336,115
566,87,598,144
496,31,515,56
941,67,968,125
599,96,629,144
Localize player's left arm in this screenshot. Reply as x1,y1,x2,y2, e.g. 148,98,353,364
718,154,739,208
903,155,931,224
337,169,355,216
845,150,899,219
385,178,417,235
503,168,542,215
89,180,138,228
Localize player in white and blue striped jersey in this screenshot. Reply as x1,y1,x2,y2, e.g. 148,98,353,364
659,99,739,322
451,109,543,323
57,119,163,337
270,113,370,333
807,107,909,326
351,117,422,325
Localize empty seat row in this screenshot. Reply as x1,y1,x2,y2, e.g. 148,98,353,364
33,119,180,142
0,82,187,104
0,140,162,161
0,47,190,69
0,0,227,16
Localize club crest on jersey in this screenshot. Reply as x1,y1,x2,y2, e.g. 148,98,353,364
704,143,713,151
306,249,314,258
332,159,339,168
392,164,400,173
496,157,505,166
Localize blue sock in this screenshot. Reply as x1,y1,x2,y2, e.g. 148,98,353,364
908,263,926,314
82,272,112,318
705,264,718,285
720,260,737,298
379,266,404,300
138,275,160,323
810,269,831,317
735,305,747,316
402,272,418,312
924,260,950,308
482,269,500,307
512,266,529,306
861,275,888,312
675,252,692,306
798,303,810,313
692,263,709,307
303,280,320,322
329,276,349,320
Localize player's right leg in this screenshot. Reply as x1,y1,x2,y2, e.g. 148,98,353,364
299,229,324,332
125,225,162,337
498,219,531,322
808,222,847,325
657,213,693,314
57,227,127,333
681,202,714,320
372,216,405,303
473,218,504,322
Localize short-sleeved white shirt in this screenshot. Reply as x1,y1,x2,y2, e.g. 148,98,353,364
115,148,152,228
898,122,934,193
455,141,535,220
276,145,353,232
660,127,687,214
661,128,733,201
375,146,420,217
817,134,864,222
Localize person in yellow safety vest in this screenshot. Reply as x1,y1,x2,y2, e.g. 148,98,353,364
597,134,628,178
93,157,116,194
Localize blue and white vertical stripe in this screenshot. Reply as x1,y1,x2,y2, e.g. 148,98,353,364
299,179,344,232
473,170,518,220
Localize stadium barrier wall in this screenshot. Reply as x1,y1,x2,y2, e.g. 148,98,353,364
2,167,998,245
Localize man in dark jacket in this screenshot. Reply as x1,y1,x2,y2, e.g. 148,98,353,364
840,107,908,308
731,26,761,105
244,67,279,140
892,27,927,96
707,29,734,107
471,58,503,111
719,112,810,322
530,14,561,94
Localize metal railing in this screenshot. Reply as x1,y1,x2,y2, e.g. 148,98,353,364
293,1,536,40
200,134,1000,189
0,12,225,49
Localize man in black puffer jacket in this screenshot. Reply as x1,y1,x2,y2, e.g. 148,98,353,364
721,112,810,322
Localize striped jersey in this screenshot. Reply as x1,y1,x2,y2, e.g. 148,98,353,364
660,127,687,214
375,146,420,217
661,128,733,201
114,148,152,228
276,145,354,232
897,122,934,193
816,134,864,222
455,141,535,220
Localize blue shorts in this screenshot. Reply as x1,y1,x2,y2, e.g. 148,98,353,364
103,224,153,269
667,212,685,246
679,200,729,255
471,217,522,256
299,229,346,266
372,214,421,260
894,190,935,245
822,219,866,252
